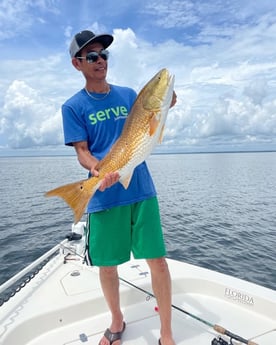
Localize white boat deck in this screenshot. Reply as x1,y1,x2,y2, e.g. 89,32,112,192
0,249,275,345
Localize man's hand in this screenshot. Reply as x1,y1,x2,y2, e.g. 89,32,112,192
91,168,120,192
170,91,177,108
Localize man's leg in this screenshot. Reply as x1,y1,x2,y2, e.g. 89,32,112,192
147,258,176,345
98,266,125,345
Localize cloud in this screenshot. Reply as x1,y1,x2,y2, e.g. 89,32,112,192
1,80,63,148
144,0,199,29
0,1,276,153
0,0,59,40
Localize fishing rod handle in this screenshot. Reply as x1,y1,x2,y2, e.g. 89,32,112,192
213,325,258,345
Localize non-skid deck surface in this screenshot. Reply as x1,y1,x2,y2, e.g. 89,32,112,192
26,291,274,345
1,256,275,345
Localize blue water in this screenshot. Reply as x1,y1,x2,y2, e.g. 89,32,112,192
0,152,275,290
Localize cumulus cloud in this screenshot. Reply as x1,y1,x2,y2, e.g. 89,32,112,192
1,80,63,148
0,1,276,153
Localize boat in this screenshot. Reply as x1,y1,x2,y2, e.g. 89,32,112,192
0,222,275,345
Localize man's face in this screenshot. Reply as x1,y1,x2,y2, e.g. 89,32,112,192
73,42,108,81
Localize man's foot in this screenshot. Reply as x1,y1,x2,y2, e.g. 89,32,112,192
158,338,176,345
99,322,126,345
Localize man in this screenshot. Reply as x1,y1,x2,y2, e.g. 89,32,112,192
62,30,176,345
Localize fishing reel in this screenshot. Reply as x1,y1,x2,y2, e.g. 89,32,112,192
211,336,233,345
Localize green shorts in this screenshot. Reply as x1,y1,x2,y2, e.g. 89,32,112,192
86,197,166,266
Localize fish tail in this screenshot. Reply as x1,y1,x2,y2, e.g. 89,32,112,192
45,179,95,224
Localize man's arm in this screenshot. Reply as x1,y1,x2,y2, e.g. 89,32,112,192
73,141,119,191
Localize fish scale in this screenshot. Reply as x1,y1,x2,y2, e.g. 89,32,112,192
46,68,175,223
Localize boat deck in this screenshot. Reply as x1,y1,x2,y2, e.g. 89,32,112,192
0,251,275,345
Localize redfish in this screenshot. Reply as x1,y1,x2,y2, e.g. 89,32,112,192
46,69,175,223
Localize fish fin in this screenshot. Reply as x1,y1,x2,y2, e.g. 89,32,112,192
149,112,160,136
119,171,134,189
45,179,95,224
158,124,165,143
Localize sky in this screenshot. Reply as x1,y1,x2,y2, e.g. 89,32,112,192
0,0,276,156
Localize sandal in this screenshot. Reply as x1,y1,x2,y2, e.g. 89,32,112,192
99,322,126,345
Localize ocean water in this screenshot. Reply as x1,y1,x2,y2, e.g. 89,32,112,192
0,152,275,290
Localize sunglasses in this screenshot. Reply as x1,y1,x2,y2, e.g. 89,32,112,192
78,49,109,63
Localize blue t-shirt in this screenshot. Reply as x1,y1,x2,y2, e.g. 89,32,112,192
62,85,157,213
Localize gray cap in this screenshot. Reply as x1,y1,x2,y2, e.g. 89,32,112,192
69,30,114,58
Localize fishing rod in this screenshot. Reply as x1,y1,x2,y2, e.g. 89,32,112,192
61,238,258,345
119,277,258,345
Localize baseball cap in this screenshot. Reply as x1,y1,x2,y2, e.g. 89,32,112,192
69,30,114,58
